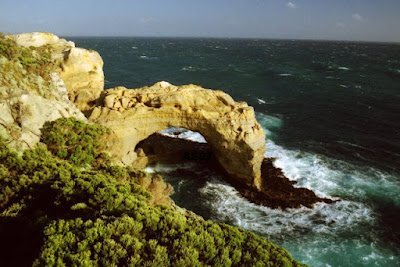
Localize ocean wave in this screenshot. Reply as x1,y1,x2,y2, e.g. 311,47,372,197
159,127,207,143
153,112,400,266
255,112,283,137
145,162,197,174
199,179,374,238
181,66,209,72
257,98,266,104
140,55,158,60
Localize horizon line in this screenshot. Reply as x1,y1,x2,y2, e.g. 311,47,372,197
4,31,400,45
59,35,400,45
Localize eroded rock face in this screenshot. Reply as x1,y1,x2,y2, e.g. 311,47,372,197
0,72,87,151
89,82,266,189
11,32,74,49
58,47,104,111
9,32,105,111
0,32,92,151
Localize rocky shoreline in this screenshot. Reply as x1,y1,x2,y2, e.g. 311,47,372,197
0,31,334,210
138,133,335,209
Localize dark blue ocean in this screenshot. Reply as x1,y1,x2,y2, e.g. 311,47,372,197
69,37,400,266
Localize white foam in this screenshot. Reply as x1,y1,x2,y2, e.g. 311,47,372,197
199,178,375,239
338,66,350,70
156,112,400,265
181,66,208,72
205,113,399,262
279,73,292,77
145,162,196,174
187,129,378,238
256,112,283,128
257,98,266,104
255,112,283,137
159,127,207,143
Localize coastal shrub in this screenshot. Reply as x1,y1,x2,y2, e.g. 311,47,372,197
0,32,57,98
0,120,306,266
0,33,54,78
40,117,110,166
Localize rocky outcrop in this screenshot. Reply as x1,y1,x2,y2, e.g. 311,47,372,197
0,32,98,151
139,133,335,208
0,73,86,151
58,47,104,111
9,32,105,111
89,81,266,189
11,32,74,48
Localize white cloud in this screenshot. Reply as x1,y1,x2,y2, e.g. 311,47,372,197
140,17,156,24
286,2,297,9
336,22,346,29
352,13,363,21
32,19,46,25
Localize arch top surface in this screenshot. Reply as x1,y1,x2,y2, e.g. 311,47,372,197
89,82,266,189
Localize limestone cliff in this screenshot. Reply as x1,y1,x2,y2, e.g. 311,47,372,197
1,32,329,207
89,81,266,189
10,32,105,111
0,33,88,151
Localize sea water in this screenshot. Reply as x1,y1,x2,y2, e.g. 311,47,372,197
69,37,400,266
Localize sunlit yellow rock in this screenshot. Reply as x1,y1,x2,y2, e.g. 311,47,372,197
89,82,266,188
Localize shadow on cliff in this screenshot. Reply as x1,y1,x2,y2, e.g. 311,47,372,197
137,133,335,209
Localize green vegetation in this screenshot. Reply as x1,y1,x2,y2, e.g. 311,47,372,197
41,117,110,166
0,33,54,78
0,32,56,97
0,118,305,266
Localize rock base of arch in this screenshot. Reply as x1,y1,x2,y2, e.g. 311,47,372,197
137,133,335,209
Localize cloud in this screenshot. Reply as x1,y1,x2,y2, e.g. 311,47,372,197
31,18,46,25
336,22,346,29
352,13,363,21
286,2,297,9
140,17,156,24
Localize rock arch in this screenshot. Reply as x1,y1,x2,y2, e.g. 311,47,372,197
89,82,266,189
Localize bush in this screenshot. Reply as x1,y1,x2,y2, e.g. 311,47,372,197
0,33,55,78
0,119,306,266
40,118,110,166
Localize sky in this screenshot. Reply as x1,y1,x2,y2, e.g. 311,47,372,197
1,0,400,42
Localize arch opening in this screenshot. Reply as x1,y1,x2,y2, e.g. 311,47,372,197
135,127,218,168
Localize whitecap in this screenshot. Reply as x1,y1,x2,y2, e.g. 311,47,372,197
131,46,138,49
181,66,194,72
145,162,197,174
159,127,207,143
338,66,350,70
279,73,292,77
154,111,400,266
257,98,266,104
